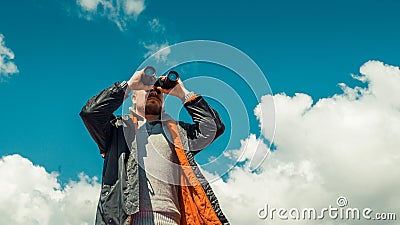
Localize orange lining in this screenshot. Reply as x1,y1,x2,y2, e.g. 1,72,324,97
127,114,222,225
166,120,222,225
184,94,199,104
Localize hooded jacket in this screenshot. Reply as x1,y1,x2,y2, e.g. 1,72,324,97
80,82,230,225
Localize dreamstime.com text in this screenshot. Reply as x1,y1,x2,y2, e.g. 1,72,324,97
258,196,397,221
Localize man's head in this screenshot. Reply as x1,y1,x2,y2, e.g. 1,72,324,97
132,88,164,116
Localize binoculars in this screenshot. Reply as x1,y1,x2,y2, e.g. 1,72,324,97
144,66,179,89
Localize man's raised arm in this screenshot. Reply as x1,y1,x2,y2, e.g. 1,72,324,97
79,82,127,154
156,78,225,153
79,69,154,154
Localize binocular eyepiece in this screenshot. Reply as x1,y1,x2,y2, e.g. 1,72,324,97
144,66,179,90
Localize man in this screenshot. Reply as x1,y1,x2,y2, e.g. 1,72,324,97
80,69,229,225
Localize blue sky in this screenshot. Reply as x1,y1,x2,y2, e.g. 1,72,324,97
1,0,400,183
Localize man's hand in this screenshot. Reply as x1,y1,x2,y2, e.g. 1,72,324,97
127,69,156,91
156,76,190,102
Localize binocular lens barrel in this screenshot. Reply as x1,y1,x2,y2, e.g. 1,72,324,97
154,70,179,89
144,66,156,77
166,71,179,82
143,66,179,89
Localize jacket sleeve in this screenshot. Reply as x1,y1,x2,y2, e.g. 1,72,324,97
179,95,225,153
79,82,127,154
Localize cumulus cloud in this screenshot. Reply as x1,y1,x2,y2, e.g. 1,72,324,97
143,41,171,62
142,19,171,63
124,0,145,17
3,61,399,224
76,0,145,30
0,154,100,225
0,34,19,81
148,18,166,33
208,60,400,224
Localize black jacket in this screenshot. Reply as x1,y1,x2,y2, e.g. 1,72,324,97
80,82,229,225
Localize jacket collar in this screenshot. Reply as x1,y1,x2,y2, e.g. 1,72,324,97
112,112,174,128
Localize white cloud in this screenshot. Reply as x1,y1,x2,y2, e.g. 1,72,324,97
124,0,145,17
143,41,171,62
208,60,400,224
142,19,170,63
148,18,166,33
77,0,101,11
0,34,19,81
3,61,399,225
76,0,145,30
0,154,100,225
223,134,270,170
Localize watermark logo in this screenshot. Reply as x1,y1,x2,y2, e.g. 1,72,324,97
336,196,348,207
122,40,276,185
257,196,397,221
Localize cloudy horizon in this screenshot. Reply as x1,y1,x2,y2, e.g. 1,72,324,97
2,60,398,224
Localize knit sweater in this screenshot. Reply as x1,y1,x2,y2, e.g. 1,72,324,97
132,120,181,224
